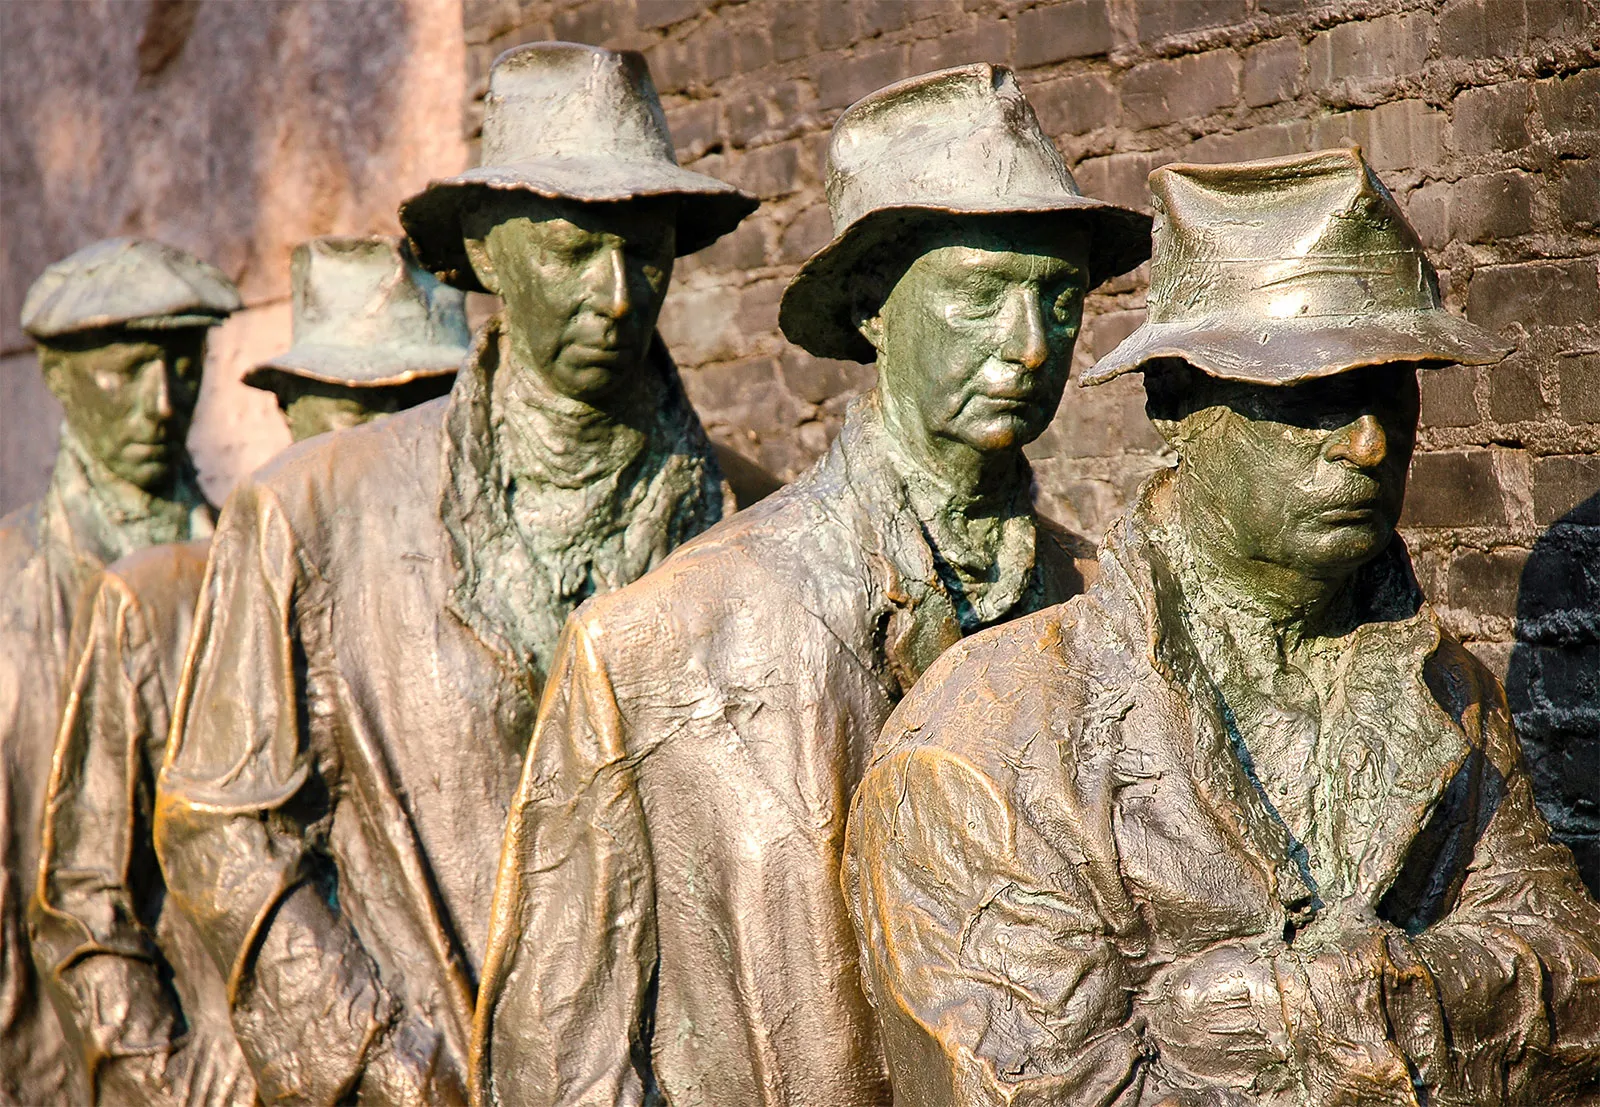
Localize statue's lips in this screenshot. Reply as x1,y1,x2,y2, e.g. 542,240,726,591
1314,502,1383,524
123,440,173,459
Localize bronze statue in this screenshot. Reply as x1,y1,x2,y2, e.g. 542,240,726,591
242,234,466,439
473,64,1150,1107
153,43,754,1105
844,148,1600,1106
29,235,470,1107
0,238,238,1106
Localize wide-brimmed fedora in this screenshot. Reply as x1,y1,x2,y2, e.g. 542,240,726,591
779,63,1153,364
244,236,470,395
400,42,758,292
1085,147,1510,387
22,237,240,341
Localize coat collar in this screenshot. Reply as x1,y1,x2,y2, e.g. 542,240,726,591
1100,470,1478,913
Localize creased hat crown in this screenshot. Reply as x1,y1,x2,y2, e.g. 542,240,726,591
780,64,1152,363
1085,148,1510,386
22,237,240,341
245,235,469,391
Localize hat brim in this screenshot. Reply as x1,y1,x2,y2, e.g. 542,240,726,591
1082,312,1512,387
243,344,465,391
778,197,1154,363
399,157,759,292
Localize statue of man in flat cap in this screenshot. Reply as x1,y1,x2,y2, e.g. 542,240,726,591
472,64,1150,1107
845,149,1600,1107
29,234,469,1107
153,44,754,1106
0,237,238,1106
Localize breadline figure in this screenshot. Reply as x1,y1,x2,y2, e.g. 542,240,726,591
31,233,470,1107
0,238,238,1106
472,64,1150,1107
844,148,1600,1107
153,43,755,1105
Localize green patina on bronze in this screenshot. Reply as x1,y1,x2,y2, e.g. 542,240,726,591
2,238,237,1106
844,148,1600,1107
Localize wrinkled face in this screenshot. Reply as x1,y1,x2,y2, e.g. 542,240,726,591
464,193,676,402
1172,363,1421,578
276,376,455,442
864,220,1089,456
41,328,206,489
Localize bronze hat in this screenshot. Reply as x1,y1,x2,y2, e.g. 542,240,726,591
1084,147,1511,387
779,63,1152,364
21,237,241,341
400,42,758,292
244,236,469,395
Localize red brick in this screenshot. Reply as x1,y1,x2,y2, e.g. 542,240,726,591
815,4,860,51
1558,354,1600,424
1313,100,1446,174
1533,455,1600,525
666,99,722,162
856,0,923,39
1537,70,1600,155
1467,259,1600,332
552,2,622,46
1402,450,1509,527
1308,12,1432,93
1440,0,1593,59
1489,358,1546,423
778,203,834,265
1451,170,1537,243
815,42,910,111
1420,363,1481,428
1447,547,1528,617
1030,73,1119,138
1134,0,1250,42
636,0,703,31
1452,81,1532,156
728,141,804,199
1184,120,1311,163
1013,0,1113,69
1404,180,1452,250
1121,49,1241,128
910,19,1011,74
1074,149,1174,210
779,347,875,406
770,3,817,61
1243,37,1304,109
1561,159,1599,230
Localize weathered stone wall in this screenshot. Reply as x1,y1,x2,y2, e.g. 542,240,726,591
0,0,467,514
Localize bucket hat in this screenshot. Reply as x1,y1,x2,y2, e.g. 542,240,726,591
1084,147,1510,387
21,237,240,341
400,42,758,292
779,63,1153,364
243,236,470,395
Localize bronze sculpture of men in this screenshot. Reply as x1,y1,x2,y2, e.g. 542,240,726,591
0,238,239,1106
152,43,754,1105
30,234,471,1107
844,149,1600,1106
472,64,1150,1107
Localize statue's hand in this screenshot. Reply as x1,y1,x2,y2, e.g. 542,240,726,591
1140,939,1295,1094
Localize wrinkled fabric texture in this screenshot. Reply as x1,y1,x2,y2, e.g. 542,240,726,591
844,469,1600,1107
0,433,211,1107
474,393,1089,1107
154,322,730,1107
33,540,255,1106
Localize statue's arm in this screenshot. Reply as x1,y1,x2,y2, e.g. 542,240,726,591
33,573,189,1094
844,743,1146,1107
472,612,657,1107
154,481,398,1105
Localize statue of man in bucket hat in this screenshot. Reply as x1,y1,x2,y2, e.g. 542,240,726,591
844,148,1600,1106
29,234,469,1107
0,237,238,1106
153,43,754,1106
472,63,1150,1107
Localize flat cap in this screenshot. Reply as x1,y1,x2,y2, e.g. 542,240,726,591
21,237,242,341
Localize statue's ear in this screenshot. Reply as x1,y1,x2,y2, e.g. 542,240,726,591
36,344,72,404
462,232,501,296
850,281,886,353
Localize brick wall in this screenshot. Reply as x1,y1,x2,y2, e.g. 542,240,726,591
467,0,1600,877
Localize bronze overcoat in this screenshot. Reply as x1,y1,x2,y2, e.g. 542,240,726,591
474,395,1086,1107
844,472,1600,1107
1,436,210,1106
33,540,255,1106
155,323,729,1106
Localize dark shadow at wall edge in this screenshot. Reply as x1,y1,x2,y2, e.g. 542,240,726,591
1507,489,1600,898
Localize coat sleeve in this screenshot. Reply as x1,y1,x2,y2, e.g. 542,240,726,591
472,609,657,1107
33,571,188,1086
843,734,1148,1107
153,479,398,1105
1397,679,1600,1101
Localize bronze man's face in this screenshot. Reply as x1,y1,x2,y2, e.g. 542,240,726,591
1174,363,1421,580
275,376,456,443
41,328,206,490
865,219,1089,459
465,193,676,402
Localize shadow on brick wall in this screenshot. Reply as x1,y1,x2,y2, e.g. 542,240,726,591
1507,489,1600,897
